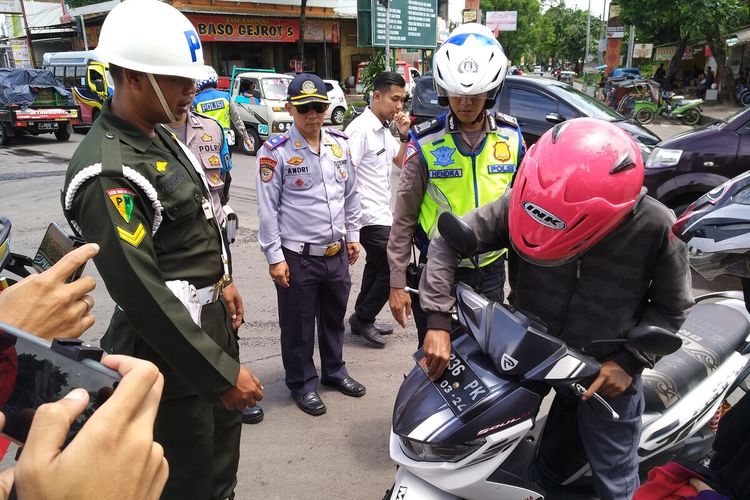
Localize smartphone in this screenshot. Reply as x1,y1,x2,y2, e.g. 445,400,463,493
0,322,120,446
33,223,86,282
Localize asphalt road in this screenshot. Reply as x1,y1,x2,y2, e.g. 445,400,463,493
0,119,736,499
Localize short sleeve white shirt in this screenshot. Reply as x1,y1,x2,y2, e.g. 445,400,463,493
345,107,400,227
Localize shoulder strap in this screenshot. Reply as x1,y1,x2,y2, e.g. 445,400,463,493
100,128,123,177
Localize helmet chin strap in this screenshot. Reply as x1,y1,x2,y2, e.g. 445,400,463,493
147,73,177,123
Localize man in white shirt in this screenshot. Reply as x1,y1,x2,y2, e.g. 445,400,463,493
345,72,411,347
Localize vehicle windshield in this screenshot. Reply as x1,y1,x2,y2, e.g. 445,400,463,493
546,83,624,122
261,78,292,101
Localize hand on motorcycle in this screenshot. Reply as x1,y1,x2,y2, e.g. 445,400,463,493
423,329,451,381
581,360,633,400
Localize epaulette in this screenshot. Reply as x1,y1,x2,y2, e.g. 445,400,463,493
412,117,442,138
326,128,348,140
494,112,519,128
264,134,289,151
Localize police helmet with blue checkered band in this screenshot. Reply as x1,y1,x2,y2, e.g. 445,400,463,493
433,23,508,108
196,66,219,91
96,0,205,80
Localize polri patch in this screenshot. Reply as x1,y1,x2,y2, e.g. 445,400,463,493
117,222,146,247
259,156,277,183
106,188,136,223
208,155,221,167
287,156,304,166
201,133,213,142
494,141,511,162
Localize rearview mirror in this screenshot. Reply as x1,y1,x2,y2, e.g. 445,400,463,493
589,325,682,356
545,112,565,124
437,212,477,258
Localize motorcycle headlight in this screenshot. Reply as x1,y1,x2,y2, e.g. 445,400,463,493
399,436,486,463
646,147,682,169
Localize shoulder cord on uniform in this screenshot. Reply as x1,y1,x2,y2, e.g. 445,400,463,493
64,164,164,236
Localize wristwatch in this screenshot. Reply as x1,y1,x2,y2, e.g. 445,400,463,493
399,133,410,143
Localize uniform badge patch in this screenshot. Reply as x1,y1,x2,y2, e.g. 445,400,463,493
301,80,317,94
331,143,343,158
287,156,304,166
431,146,456,167
155,161,168,172
117,222,146,247
294,140,302,148
210,172,221,184
208,155,221,167
295,178,305,187
259,156,277,183
404,143,418,163
201,133,213,142
106,188,136,223
494,142,511,162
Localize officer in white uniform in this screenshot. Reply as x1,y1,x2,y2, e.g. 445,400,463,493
256,73,366,416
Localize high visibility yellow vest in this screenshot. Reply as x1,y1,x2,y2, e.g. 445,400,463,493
194,90,231,130
417,121,520,267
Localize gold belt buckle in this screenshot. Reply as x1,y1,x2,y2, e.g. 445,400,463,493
324,241,342,257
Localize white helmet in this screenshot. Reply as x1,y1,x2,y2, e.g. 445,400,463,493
196,65,219,91
96,0,204,80
433,23,508,107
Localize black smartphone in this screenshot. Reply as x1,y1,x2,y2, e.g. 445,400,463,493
0,323,121,446
33,223,86,282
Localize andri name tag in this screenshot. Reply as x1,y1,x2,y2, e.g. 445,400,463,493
201,198,214,220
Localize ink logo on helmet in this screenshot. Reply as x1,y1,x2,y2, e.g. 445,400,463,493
457,57,479,74
522,202,566,230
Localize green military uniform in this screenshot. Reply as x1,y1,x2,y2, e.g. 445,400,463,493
62,101,241,500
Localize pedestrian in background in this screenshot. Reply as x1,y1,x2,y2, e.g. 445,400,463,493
61,1,263,497
256,73,366,417
344,71,411,348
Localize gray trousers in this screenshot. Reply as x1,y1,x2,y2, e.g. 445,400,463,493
537,376,644,500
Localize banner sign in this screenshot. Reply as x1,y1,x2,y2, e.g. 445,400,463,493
189,15,299,42
486,11,517,32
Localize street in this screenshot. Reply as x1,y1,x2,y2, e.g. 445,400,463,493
0,117,735,499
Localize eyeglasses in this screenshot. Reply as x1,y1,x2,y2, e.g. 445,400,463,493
295,102,329,114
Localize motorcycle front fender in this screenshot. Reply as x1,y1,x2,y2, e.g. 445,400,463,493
389,467,461,500
634,101,658,113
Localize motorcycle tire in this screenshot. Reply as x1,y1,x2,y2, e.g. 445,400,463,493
635,108,655,124
682,109,701,126
741,92,750,107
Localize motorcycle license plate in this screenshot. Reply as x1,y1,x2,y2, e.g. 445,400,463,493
413,348,490,417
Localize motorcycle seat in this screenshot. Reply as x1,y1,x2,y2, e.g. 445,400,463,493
642,303,749,413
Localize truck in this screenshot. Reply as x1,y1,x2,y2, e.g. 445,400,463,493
0,68,80,146
355,60,422,99
229,67,293,154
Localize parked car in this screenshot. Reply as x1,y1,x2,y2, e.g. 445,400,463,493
609,67,642,80
643,107,750,214
409,74,661,151
559,70,576,84
324,79,347,125
534,65,543,75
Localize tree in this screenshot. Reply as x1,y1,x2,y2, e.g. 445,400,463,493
535,2,601,67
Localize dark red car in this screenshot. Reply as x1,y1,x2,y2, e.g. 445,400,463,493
644,108,750,213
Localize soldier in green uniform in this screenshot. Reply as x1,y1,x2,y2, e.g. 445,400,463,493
60,1,263,498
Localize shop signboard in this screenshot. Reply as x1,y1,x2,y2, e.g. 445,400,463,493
486,11,517,32
632,43,653,59
190,15,299,42
654,46,676,61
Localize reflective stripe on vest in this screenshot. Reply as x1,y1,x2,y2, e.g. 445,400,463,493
418,130,518,267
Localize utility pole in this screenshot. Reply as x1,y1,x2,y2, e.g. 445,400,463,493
626,24,635,67
19,0,36,67
385,0,390,70
584,0,591,66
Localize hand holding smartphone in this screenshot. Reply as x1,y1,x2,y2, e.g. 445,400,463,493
33,223,86,283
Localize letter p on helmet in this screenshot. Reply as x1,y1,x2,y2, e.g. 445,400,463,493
184,29,202,62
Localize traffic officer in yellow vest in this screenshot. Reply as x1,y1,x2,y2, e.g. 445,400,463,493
166,98,264,426
256,73,366,417
387,23,524,347
194,65,255,154
61,1,263,498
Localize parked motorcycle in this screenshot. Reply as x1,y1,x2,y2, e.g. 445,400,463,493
633,85,703,126
386,213,750,500
736,82,750,107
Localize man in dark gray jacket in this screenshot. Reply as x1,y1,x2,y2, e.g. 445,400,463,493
418,119,693,500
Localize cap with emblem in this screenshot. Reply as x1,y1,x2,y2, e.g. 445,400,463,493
287,73,330,105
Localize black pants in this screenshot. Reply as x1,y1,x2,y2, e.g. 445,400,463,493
413,256,506,348
276,247,350,395
354,225,391,323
